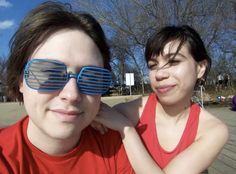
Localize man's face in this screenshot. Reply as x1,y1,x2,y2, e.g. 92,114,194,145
20,29,104,145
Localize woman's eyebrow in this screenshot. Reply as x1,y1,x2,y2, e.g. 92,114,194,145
149,57,158,62
164,52,187,59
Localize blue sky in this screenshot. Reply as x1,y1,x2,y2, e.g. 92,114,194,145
0,0,72,59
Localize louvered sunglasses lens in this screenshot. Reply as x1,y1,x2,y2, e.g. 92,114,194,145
78,66,112,95
24,59,67,92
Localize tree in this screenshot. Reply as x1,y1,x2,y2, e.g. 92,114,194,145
74,0,235,93
0,56,7,101
0,56,7,84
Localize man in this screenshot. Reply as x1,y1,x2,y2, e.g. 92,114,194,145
0,1,134,173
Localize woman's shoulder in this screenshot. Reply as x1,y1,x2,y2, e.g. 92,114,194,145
197,108,228,144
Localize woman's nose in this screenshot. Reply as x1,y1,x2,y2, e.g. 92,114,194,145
154,68,170,81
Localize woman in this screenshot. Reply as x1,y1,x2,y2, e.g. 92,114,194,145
96,25,228,174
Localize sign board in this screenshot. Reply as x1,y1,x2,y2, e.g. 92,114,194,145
125,73,134,86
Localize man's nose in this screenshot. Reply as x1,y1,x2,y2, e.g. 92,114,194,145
59,78,82,103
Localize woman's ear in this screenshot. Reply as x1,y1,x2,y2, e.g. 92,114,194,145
197,60,208,79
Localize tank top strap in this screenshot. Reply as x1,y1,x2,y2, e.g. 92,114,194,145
137,93,157,126
179,103,200,149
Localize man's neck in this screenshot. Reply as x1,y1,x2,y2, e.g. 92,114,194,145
27,119,81,156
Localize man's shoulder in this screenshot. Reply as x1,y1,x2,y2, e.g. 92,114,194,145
0,117,27,146
0,117,27,173
0,121,19,137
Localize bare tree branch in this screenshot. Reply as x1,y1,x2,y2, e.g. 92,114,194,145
74,0,236,91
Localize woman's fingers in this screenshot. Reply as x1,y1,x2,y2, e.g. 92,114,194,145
91,121,108,134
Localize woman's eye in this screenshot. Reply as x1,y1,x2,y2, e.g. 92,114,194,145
168,59,180,66
148,63,157,70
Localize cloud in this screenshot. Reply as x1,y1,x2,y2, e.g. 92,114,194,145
0,20,14,29
0,0,12,8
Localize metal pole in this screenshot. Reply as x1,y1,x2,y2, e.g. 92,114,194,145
200,85,204,108
129,74,132,95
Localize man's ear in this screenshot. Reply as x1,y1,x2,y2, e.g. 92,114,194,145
19,76,23,93
197,60,208,79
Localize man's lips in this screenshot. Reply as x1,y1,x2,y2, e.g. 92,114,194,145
50,109,83,122
156,85,176,94
51,109,81,115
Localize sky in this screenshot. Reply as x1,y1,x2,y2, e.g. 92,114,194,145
0,0,72,59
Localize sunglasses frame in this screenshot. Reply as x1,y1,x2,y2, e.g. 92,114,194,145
24,59,112,95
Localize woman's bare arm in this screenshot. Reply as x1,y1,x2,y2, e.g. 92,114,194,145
96,103,228,174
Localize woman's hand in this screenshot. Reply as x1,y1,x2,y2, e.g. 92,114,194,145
91,121,108,134
95,102,133,135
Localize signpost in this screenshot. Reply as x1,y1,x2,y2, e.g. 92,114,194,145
125,73,134,95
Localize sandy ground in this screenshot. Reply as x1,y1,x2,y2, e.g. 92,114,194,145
0,95,234,126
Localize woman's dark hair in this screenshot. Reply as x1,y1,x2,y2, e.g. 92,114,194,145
6,1,110,101
145,25,211,79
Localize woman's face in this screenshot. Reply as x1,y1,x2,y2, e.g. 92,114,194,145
20,29,104,145
148,40,206,106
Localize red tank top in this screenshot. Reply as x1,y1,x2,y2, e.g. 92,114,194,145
136,93,200,169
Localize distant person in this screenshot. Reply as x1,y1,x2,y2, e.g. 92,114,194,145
95,25,228,174
223,72,230,89
217,72,224,91
0,1,134,173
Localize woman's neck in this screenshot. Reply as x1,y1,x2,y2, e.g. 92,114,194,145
157,99,192,123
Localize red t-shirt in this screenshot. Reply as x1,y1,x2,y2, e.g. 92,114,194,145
0,116,134,174
136,93,200,168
